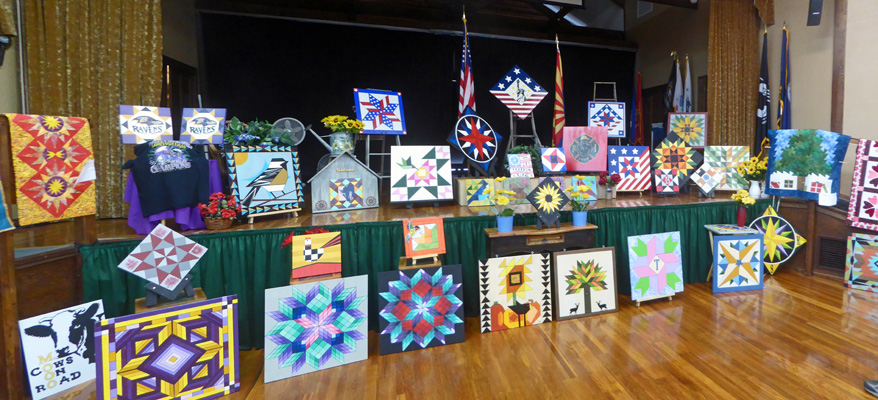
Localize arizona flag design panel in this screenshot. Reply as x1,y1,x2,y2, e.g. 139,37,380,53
608,146,650,192
291,231,342,279
8,114,97,226
490,65,548,120
588,102,626,138
354,88,407,135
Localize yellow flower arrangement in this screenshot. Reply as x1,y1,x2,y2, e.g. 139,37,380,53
731,189,756,206
491,189,516,217
737,156,768,181
322,115,364,134
565,184,595,212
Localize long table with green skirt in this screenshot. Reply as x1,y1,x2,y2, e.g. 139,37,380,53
80,199,771,348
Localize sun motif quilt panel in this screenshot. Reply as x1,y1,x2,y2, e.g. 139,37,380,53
95,296,239,400
627,232,684,301
479,254,552,333
390,146,453,203
329,178,363,210
527,178,569,228
264,275,368,382
119,105,173,144
766,129,851,200
846,234,878,292
848,139,878,232
588,102,626,138
713,234,764,293
117,224,207,291
378,265,464,354
181,108,226,145
651,138,702,185
8,114,96,226
608,146,651,192
562,126,608,172
704,146,749,191
666,112,707,148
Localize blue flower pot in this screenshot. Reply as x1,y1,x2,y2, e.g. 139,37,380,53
572,211,588,226
497,216,514,232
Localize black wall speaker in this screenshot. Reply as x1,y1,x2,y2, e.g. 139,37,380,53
807,0,823,26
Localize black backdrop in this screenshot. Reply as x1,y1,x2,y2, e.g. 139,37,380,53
199,13,636,180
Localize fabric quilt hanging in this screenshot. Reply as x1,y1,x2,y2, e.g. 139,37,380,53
765,129,850,200
848,139,878,231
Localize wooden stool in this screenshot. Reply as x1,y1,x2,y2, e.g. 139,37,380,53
398,256,443,270
135,288,207,313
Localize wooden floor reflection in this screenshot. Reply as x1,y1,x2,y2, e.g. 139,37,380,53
48,271,878,399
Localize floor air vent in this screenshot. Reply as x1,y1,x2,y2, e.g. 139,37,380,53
817,237,847,272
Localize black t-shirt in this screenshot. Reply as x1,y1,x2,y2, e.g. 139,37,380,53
123,141,210,217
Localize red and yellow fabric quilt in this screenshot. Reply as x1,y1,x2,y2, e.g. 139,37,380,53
8,114,96,225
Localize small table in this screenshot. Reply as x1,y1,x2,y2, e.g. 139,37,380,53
398,256,444,270
135,287,207,314
485,222,598,257
704,224,760,281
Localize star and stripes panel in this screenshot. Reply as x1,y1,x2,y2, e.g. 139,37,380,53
607,146,650,192
489,65,548,120
507,153,534,178
354,88,407,135
588,102,626,139
116,225,207,291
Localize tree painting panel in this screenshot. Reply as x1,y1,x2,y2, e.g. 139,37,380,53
553,248,617,320
766,129,851,200
627,232,684,301
479,254,552,333
712,234,764,293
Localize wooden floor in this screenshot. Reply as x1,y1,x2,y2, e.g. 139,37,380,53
47,271,878,399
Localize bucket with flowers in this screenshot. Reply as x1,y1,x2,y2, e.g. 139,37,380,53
321,115,364,154
599,171,622,200
198,193,241,230
738,156,768,199
731,189,756,227
566,183,596,226
491,189,516,232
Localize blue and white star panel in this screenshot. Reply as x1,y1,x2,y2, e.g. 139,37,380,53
354,88,407,135
448,107,502,175
489,65,548,120
588,102,626,139
541,148,567,173
181,108,226,144
608,146,650,192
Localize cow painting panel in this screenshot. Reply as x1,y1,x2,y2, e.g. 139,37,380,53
19,300,105,400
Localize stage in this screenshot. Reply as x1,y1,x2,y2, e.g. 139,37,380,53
10,191,773,350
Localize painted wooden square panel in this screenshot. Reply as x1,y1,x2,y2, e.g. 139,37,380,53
404,217,447,259
465,179,494,206
479,254,552,333
264,275,368,382
119,105,173,144
627,232,684,301
588,102,626,138
498,177,532,205
489,65,548,119
225,146,302,216
654,169,680,194
95,296,239,400
541,147,567,173
117,224,207,291
553,248,618,320
180,108,226,144
846,234,878,292
570,175,598,200
692,164,723,194
507,153,534,177
848,139,878,232
378,265,464,354
527,178,569,228
749,206,805,275
7,114,97,226
354,88,407,135
291,231,342,279
562,126,608,172
713,234,764,293
766,129,850,200
20,300,104,400
704,146,749,191
329,178,363,210
449,107,502,175
651,138,702,185
390,146,453,202
608,146,651,191
666,112,707,148
0,180,11,233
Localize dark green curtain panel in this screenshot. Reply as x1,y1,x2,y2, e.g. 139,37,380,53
80,200,769,348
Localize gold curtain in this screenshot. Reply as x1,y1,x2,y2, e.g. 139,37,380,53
0,0,15,35
707,0,760,147
23,0,162,218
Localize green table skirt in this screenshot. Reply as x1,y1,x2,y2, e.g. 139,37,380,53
80,200,770,348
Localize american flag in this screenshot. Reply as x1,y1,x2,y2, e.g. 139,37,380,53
459,13,476,118
608,146,651,192
490,65,548,120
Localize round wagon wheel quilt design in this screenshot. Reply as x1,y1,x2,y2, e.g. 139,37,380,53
748,206,805,275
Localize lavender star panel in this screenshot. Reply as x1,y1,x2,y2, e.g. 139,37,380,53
377,265,464,355
848,139,878,232
95,295,240,400
627,232,684,301
354,88,407,135
116,224,207,291
264,275,368,382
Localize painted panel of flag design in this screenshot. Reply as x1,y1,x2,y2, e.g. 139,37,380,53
588,102,626,139
489,65,548,120
354,88,407,135
607,146,650,192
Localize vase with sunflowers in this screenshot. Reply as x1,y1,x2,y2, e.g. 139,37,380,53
731,189,756,227
321,115,364,154
738,156,769,199
491,189,516,232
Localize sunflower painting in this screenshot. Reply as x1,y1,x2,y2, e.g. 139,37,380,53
667,112,707,148
527,178,569,229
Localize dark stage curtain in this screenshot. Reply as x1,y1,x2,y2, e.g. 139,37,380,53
81,200,770,348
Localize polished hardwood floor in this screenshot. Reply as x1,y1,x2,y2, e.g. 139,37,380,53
45,271,878,399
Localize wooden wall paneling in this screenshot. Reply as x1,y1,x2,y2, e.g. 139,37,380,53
14,247,83,320
0,115,23,400
776,199,811,275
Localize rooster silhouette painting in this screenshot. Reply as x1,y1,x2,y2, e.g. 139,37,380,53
292,232,342,279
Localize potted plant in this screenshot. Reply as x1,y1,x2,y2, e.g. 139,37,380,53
566,183,595,226
491,188,516,233
198,192,241,230
321,115,364,154
223,117,293,146
738,156,768,199
731,189,756,227
599,171,622,200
